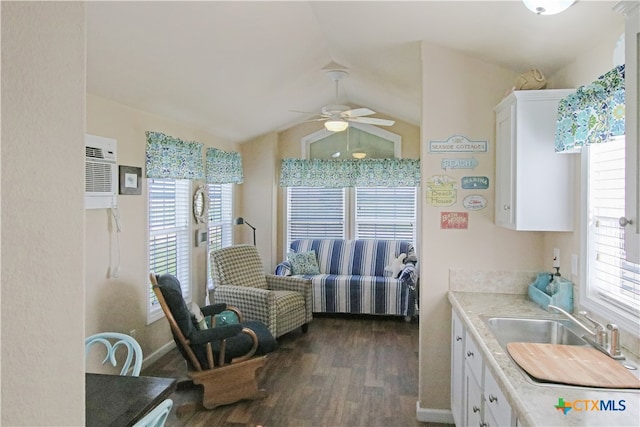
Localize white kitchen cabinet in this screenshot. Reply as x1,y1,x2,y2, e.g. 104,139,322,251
466,369,483,427
616,1,640,263
484,365,513,426
451,310,465,427
464,331,483,427
451,310,515,427
494,89,575,231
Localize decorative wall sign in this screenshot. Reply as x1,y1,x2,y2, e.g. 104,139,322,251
441,212,469,229
429,135,488,153
441,157,478,170
119,165,142,195
426,175,457,207
463,195,487,211
461,176,489,190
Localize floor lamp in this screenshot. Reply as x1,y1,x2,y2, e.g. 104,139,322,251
234,217,256,245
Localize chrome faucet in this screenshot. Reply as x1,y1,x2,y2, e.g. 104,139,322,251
548,305,625,360
578,310,607,347
607,323,623,359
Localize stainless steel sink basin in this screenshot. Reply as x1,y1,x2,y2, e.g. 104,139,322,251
483,316,590,349
481,316,640,390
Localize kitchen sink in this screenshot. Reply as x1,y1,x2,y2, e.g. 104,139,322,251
481,316,640,390
483,316,590,349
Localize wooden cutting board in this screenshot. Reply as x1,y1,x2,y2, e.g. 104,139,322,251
507,342,640,389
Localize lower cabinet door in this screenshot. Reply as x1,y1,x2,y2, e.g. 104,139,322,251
465,371,483,427
484,367,513,426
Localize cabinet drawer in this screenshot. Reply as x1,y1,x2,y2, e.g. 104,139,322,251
464,331,482,383
484,367,512,426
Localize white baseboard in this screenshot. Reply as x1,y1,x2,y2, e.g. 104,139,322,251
416,402,455,424
142,340,176,370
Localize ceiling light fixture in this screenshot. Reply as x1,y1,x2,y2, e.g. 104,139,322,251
352,152,367,159
324,118,349,132
522,0,575,15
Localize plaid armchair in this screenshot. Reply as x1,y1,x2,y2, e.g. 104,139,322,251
210,244,312,338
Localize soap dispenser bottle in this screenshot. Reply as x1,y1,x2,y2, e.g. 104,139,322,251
547,267,561,295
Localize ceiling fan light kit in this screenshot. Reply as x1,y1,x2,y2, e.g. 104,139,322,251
325,119,349,132
294,66,396,133
351,152,367,159
522,0,575,15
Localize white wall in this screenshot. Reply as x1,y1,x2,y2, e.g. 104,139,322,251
240,133,279,270
418,42,545,414
1,2,86,425
85,94,239,366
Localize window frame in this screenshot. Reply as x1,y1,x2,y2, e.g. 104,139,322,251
206,182,234,289
301,122,401,159
147,178,192,324
579,138,640,334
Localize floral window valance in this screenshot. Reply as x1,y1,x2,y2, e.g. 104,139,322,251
280,158,420,188
555,64,625,153
206,147,244,184
145,131,205,180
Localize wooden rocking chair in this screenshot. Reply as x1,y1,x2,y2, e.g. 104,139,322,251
150,273,277,409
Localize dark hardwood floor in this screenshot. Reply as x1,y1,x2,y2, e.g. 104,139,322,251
142,314,446,427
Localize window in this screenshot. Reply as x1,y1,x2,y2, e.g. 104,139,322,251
355,187,417,241
286,123,417,251
207,183,233,288
583,137,640,330
285,186,417,250
148,178,191,322
287,187,346,248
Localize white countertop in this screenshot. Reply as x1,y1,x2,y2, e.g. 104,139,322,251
448,291,640,427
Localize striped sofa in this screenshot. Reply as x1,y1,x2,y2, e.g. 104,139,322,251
275,239,418,318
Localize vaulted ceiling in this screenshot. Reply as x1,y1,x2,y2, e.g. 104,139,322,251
87,1,624,143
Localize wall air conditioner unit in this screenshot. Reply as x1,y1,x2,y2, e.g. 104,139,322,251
85,134,118,209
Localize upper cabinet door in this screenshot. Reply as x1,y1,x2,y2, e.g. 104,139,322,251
617,1,639,263
494,90,575,231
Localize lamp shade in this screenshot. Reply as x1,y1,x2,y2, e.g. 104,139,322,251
522,0,575,15
324,119,349,132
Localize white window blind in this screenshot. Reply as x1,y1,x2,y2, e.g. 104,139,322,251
588,138,640,316
355,187,417,242
285,186,418,251
287,187,346,249
148,178,191,318
207,183,233,288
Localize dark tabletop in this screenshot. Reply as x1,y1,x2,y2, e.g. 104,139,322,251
86,373,176,427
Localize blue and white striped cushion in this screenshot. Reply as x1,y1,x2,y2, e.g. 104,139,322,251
300,274,412,315
290,239,414,276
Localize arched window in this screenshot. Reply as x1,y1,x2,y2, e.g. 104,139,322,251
302,123,401,160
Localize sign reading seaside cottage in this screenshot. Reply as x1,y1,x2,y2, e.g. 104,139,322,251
428,135,488,153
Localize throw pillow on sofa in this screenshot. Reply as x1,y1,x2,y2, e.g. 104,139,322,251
384,253,407,278
287,250,320,275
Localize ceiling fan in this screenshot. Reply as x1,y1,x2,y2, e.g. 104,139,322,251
294,69,395,132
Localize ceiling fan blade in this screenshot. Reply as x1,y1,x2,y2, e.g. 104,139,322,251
300,117,329,123
289,109,329,118
342,108,375,118
349,117,395,126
